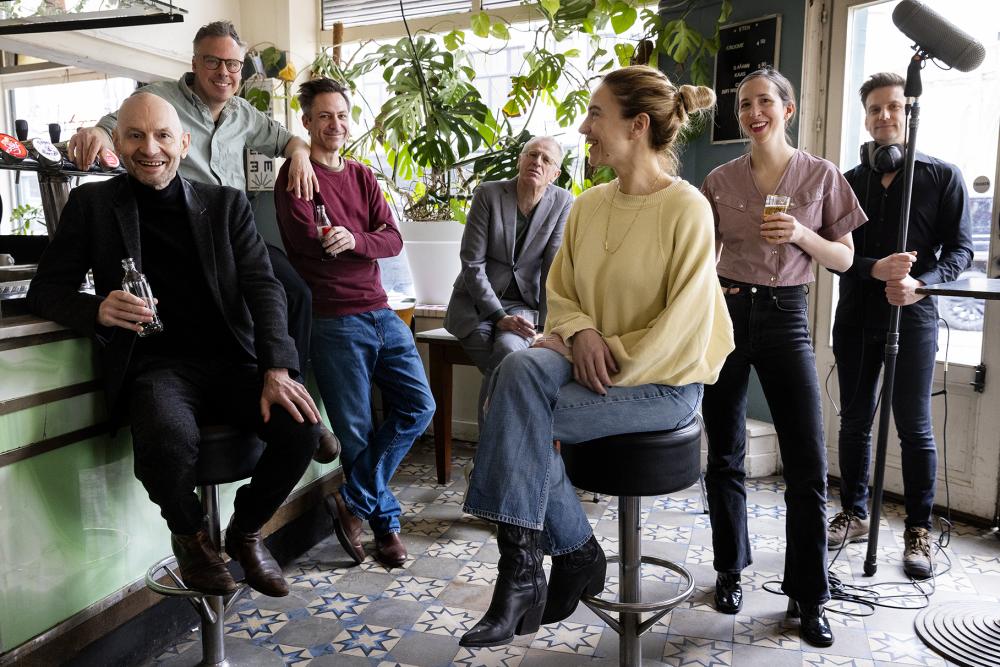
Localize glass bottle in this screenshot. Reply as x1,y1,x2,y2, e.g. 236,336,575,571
314,203,336,260
121,257,163,336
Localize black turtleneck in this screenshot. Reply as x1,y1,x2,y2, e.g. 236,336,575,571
131,175,248,363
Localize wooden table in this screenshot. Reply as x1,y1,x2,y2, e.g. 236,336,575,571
415,327,476,484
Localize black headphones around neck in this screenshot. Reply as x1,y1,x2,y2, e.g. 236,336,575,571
859,141,904,174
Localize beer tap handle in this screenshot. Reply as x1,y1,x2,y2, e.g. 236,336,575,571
48,123,61,143
14,119,28,142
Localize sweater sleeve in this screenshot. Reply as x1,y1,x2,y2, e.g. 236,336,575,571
350,167,403,260
604,195,735,386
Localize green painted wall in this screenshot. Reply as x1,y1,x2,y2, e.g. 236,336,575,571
0,337,338,653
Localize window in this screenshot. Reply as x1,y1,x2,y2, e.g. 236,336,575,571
4,76,136,234
322,0,472,30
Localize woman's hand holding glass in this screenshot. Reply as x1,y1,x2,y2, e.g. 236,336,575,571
760,211,803,245
569,328,619,396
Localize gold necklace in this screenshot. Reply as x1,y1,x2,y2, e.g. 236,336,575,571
603,174,664,254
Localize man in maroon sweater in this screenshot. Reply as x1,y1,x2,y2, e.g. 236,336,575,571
274,78,434,568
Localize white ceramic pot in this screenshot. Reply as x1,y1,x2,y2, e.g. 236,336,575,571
398,218,464,306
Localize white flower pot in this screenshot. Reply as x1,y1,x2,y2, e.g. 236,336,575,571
398,218,464,306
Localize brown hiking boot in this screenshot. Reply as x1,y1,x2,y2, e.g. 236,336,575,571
171,528,238,596
827,511,869,549
903,527,934,579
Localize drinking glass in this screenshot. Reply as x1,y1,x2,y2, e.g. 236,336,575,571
763,194,791,217
522,309,540,331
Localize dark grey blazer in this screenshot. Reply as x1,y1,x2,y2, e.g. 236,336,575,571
444,179,572,339
27,174,296,417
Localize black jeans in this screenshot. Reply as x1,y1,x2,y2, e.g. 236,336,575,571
267,244,313,376
703,281,830,605
832,322,938,529
128,356,319,535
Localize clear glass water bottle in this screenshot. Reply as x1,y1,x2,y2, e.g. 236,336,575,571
121,257,163,336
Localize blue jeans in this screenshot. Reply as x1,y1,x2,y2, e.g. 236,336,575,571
463,347,702,556
702,282,830,605
833,322,938,529
311,308,435,536
459,304,536,428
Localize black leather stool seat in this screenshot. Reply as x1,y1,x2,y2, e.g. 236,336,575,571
561,419,702,496
195,424,265,485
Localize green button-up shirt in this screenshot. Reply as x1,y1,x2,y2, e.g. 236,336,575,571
96,73,292,189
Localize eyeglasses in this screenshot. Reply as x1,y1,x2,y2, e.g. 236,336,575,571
200,55,243,74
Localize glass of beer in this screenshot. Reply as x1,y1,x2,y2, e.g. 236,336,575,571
763,194,791,217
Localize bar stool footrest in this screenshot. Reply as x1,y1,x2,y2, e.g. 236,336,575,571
581,555,694,637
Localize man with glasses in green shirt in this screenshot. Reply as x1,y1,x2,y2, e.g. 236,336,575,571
68,20,340,462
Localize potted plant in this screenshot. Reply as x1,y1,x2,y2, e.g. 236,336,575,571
307,0,732,303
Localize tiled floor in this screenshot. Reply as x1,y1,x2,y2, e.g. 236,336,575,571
148,438,1000,666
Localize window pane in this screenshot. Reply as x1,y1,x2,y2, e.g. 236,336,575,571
837,0,998,365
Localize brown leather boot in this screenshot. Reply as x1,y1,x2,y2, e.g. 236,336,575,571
374,532,408,568
171,528,237,596
224,517,289,597
313,426,341,464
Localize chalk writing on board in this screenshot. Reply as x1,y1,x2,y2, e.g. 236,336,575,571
711,15,782,144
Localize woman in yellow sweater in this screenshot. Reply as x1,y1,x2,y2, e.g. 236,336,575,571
460,65,735,648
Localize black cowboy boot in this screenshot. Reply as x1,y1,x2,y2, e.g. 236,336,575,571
542,534,606,624
787,599,835,647
460,524,546,648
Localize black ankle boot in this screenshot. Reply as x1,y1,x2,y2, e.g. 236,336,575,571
541,534,606,624
787,599,834,647
459,524,546,648
714,572,743,614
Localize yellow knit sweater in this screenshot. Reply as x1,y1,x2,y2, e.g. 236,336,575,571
546,178,734,387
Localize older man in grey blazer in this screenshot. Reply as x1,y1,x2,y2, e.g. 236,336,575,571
444,136,572,426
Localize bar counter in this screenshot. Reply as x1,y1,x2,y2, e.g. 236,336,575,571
0,314,340,660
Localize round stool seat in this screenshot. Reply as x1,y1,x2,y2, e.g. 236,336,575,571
561,419,702,496
195,424,265,486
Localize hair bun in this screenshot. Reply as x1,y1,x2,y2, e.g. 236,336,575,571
678,84,716,115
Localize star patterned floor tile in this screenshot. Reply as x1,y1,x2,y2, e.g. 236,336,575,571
959,553,1000,575
382,575,446,601
733,615,799,649
454,560,498,585
660,635,733,666
424,538,482,559
529,620,603,655
642,524,693,543
802,653,875,666
330,624,403,658
867,630,948,665
452,644,526,666
306,591,375,620
144,438,986,667
411,603,479,637
224,608,288,640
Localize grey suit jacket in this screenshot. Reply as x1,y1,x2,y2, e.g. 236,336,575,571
444,178,572,339
27,174,296,419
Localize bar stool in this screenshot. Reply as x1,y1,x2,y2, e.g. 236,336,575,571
145,425,265,667
561,419,702,667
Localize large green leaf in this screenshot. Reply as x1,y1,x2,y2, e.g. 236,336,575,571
609,1,637,34
471,12,491,38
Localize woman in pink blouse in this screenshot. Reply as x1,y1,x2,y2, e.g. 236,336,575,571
700,67,866,648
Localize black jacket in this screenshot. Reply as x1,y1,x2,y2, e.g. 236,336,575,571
27,174,297,416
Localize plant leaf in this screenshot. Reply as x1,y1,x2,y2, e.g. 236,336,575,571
540,0,560,17
471,11,491,38
443,29,465,51
490,22,510,40
609,2,637,35
613,42,635,67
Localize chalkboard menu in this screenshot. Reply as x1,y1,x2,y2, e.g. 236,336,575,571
711,15,782,144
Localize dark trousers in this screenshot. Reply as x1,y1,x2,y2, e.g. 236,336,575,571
703,282,830,605
267,244,313,375
128,356,319,535
833,322,938,529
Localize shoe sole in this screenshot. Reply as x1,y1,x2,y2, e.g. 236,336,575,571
826,535,867,549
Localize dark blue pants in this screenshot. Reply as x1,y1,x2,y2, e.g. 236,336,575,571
129,357,320,535
703,282,829,605
832,322,938,530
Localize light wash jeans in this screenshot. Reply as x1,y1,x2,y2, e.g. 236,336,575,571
312,308,435,536
463,347,702,556
459,304,536,429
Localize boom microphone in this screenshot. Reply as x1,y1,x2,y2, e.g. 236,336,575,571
892,0,985,72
